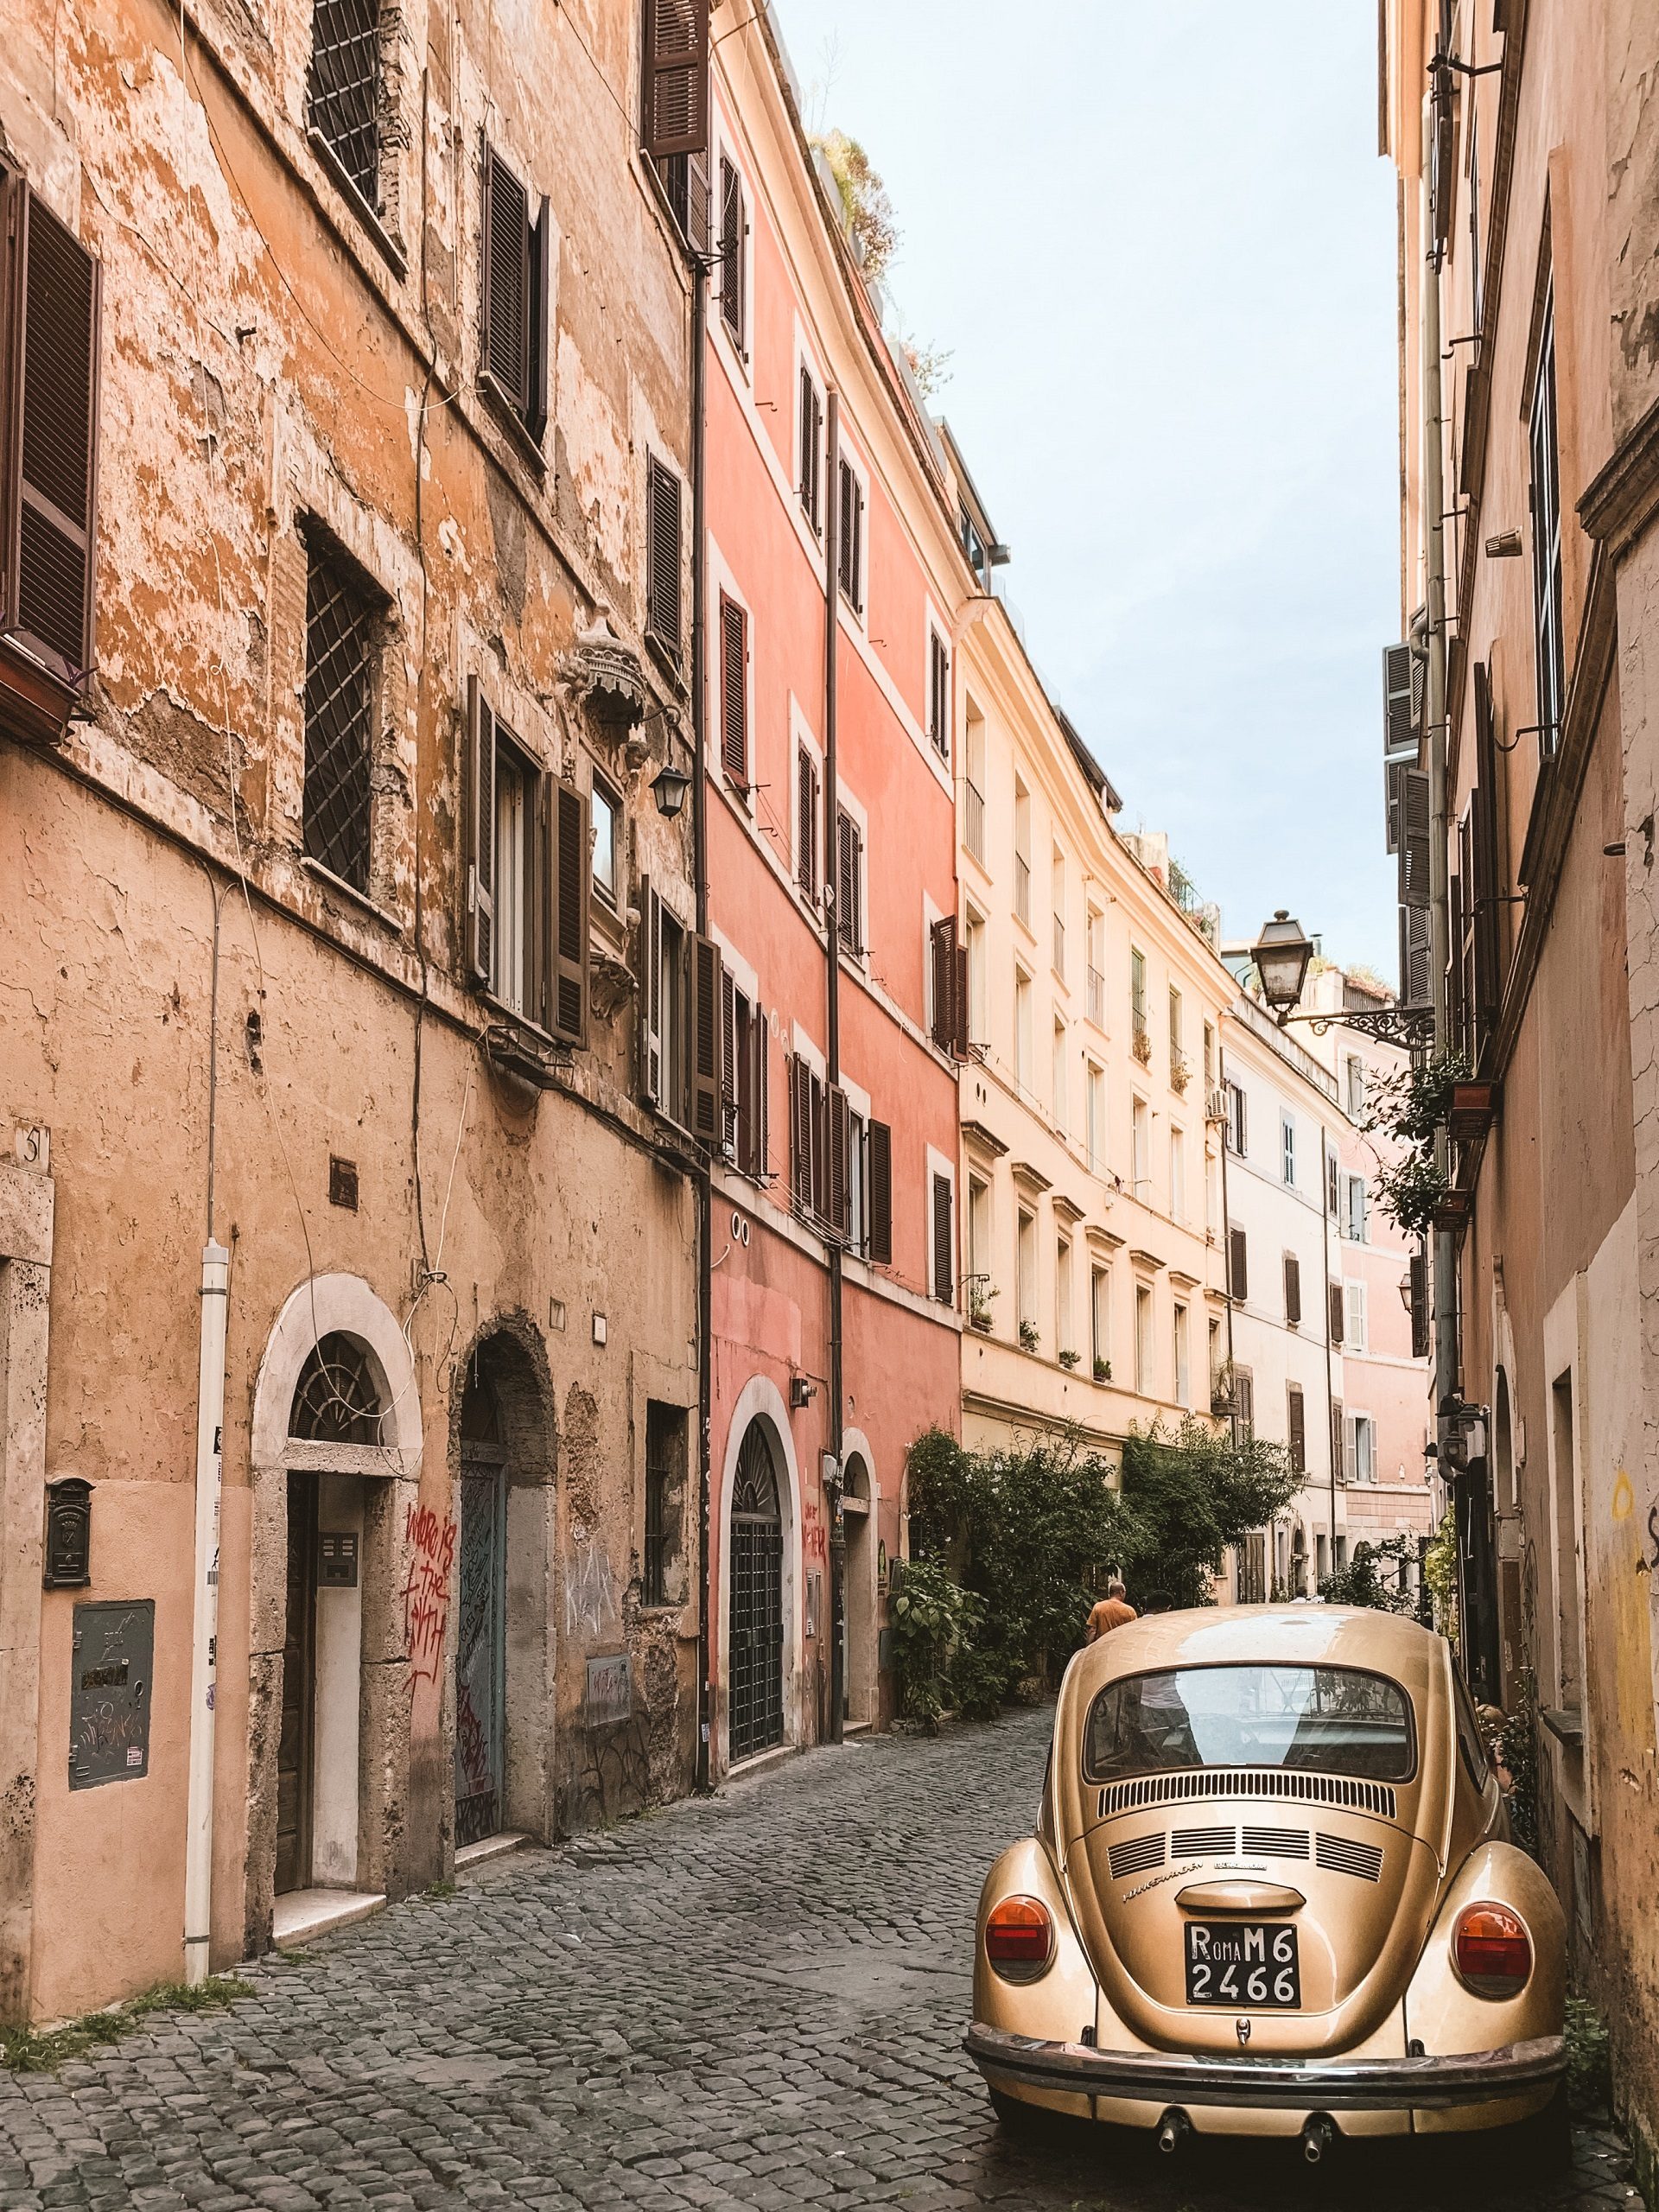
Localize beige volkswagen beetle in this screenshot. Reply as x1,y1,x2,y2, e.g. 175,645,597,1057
968,1606,1567,2165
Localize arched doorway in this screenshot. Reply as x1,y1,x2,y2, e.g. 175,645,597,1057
842,1452,874,1726
728,1423,784,1763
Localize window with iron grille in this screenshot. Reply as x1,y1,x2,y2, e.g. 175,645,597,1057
306,0,386,214
302,528,382,894
643,1401,686,1607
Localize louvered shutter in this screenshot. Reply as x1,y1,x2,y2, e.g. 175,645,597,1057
1228,1226,1249,1303
836,811,861,953
1409,1247,1430,1359
788,1056,811,1212
6,183,101,681
641,0,709,159
1399,904,1433,1009
719,591,747,787
929,915,957,1052
837,460,863,608
685,149,711,256
798,366,822,528
1234,1368,1254,1433
954,942,969,1057
466,677,496,986
753,1005,769,1179
1329,1281,1344,1344
645,455,682,653
544,781,589,1044
721,971,739,1160
868,1119,893,1265
1331,1400,1344,1481
1472,661,1502,1046
1287,1386,1306,1474
1382,643,1418,757
828,1084,851,1239
932,1173,953,1304
718,158,745,347
526,201,550,443
690,934,723,1144
1384,757,1407,854
1447,870,1465,1053
639,879,663,1104
1283,1253,1301,1326
797,748,818,898
1398,766,1432,908
482,143,531,421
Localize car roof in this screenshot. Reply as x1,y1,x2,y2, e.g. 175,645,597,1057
1072,1605,1446,1707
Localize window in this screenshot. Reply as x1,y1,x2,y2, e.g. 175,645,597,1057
798,363,823,531
1086,910,1105,1027
0,172,101,696
1281,1113,1296,1186
1287,1382,1306,1474
1329,1280,1345,1345
1551,1370,1583,1712
466,682,590,1042
796,745,820,900
306,0,386,213
645,454,683,656
719,589,749,791
868,1118,893,1264
1052,847,1066,977
1130,947,1148,1060
1173,1300,1190,1408
788,1054,830,1224
1203,1021,1216,1085
1225,1079,1247,1156
965,911,988,1046
1131,1096,1150,1199
931,1171,955,1306
1227,1224,1249,1303
1086,1064,1106,1175
1056,1236,1073,1357
836,808,864,955
1083,1666,1414,1785
719,976,770,1180
930,914,965,1055
1283,1251,1301,1328
837,454,865,613
1344,1280,1368,1352
639,0,710,161
848,1108,868,1252
1013,781,1031,926
1233,1363,1255,1433
480,142,550,443
928,627,950,760
1327,1148,1339,1215
1170,1125,1186,1223
643,1402,687,1607
303,528,383,895
1344,1174,1369,1243
591,777,619,909
1344,1055,1366,1118
1091,1265,1109,1372
640,888,721,1133
1135,1283,1154,1396
717,154,747,353
1017,1208,1037,1333
963,703,987,863
1332,1397,1345,1476
1014,969,1033,1090
1469,103,1484,333
1529,280,1563,759
967,1175,991,1307
1168,985,1185,1088
1346,1413,1376,1485
1052,1019,1067,1129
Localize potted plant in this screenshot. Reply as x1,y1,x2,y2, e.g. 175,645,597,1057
1058,1348,1080,1370
1019,1319,1039,1354
1093,1355,1111,1383
968,1281,999,1332
1170,1052,1191,1096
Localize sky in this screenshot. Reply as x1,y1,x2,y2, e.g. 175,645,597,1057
769,0,1402,976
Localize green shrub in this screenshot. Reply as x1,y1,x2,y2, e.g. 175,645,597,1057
887,1557,982,1732
1318,1536,1416,1613
1565,1995,1611,2113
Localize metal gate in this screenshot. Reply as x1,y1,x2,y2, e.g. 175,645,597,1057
728,1425,784,1764
454,1453,506,1847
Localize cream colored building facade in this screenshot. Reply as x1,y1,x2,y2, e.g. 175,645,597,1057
949,506,1235,1471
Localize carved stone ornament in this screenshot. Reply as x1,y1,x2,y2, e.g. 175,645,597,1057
560,613,650,734
590,953,638,1020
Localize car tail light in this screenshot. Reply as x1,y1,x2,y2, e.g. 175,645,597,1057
1453,1903,1533,1999
985,1895,1054,1983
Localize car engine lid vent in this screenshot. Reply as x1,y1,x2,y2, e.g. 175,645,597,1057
1171,1824,1237,1857
1096,1770,1398,1821
1107,1832,1167,1881
1315,1832,1384,1882
1241,1825,1311,1859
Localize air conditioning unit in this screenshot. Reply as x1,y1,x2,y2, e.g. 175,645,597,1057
1205,1086,1228,1125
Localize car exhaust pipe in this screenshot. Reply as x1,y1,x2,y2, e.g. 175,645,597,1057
1156,2107,1191,2155
1301,2114,1335,2165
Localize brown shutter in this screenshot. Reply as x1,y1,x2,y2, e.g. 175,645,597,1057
526,200,550,444
1328,1281,1344,1344
639,879,663,1104
721,970,739,1161
1234,1368,1254,1433
685,148,711,257
930,631,950,755
690,934,723,1144
932,1173,953,1304
1287,1385,1306,1474
930,915,957,1052
645,455,682,653
828,1084,851,1240
544,781,589,1043
836,810,861,953
1446,869,1465,1054
720,591,747,788
641,0,709,158
954,943,969,1057
1409,1247,1429,1359
6,184,101,680
797,747,818,898
718,157,744,346
1399,903,1433,1009
481,143,531,420
1283,1253,1301,1326
1472,660,1502,1049
798,365,822,528
1228,1226,1248,1303
868,1118,893,1265
752,1004,769,1180
466,677,496,986
1331,1400,1344,1481
789,1055,812,1213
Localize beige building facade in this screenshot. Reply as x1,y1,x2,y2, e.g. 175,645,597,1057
0,0,704,2022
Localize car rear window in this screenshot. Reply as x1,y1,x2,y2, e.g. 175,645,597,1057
1084,1664,1416,1784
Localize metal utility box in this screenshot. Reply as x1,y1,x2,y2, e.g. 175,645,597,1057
68,1599,154,1788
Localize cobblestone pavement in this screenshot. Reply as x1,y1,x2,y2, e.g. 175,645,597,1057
0,1705,1642,2210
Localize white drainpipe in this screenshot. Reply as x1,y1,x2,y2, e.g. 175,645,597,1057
184,1237,230,1984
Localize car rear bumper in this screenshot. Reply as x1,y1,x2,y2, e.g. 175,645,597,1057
963,2023,1567,2112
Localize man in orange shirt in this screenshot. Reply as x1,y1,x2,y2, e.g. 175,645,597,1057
1085,1577,1137,1643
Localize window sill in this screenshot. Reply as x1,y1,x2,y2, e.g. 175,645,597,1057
0,634,79,745
479,372,550,477
300,855,404,933
481,1014,566,1090
306,128,408,277
644,628,686,693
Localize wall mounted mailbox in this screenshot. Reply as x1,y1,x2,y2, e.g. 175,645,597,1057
69,1600,153,1788
43,1477,92,1588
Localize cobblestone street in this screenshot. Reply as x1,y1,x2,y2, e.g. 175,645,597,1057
0,1707,1639,2211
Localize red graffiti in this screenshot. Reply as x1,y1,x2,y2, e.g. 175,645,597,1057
803,1500,829,1564
402,1502,457,1691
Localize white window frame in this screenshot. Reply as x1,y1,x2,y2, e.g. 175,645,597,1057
1052,1014,1068,1132
1056,1233,1074,1360
1344,1173,1369,1244
1134,1280,1154,1397
1170,1122,1187,1224
1173,1299,1191,1408
1281,1112,1296,1187
1131,1094,1151,1202
1344,1279,1369,1353
1014,963,1033,1091
1085,1060,1106,1176
964,902,988,1049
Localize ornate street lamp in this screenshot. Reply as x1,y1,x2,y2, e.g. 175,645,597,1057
650,758,691,818
1250,911,1315,1018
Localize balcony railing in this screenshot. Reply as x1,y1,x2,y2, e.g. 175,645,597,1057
1014,853,1031,928
1086,964,1104,1027
964,777,985,863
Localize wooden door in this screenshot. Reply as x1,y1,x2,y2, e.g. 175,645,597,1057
276,1471,318,1895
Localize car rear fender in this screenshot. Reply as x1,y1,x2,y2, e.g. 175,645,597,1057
974,1835,1102,2049
1403,1838,1567,2088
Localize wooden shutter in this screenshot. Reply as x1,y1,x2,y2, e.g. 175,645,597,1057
1328,1281,1344,1344
1472,661,1502,1048
797,747,818,898
719,591,747,787
929,631,950,755
788,1055,811,1212
1228,1226,1248,1303
1287,1386,1306,1474
5,182,101,680
481,143,531,420
1234,1368,1254,1433
689,933,723,1145
828,1084,851,1239
641,0,709,159
1382,642,1417,756
466,677,496,986
526,201,550,443
798,366,822,528
752,1005,769,1179
1331,1400,1344,1481
1398,766,1432,907
954,942,969,1057
932,1173,953,1304
930,915,957,1052
639,879,663,1104
547,781,589,1043
721,972,739,1161
1447,869,1465,1054
685,148,710,257
645,455,682,652
718,157,745,346
1399,903,1433,1009
837,460,864,609
1409,1247,1430,1359
836,810,861,953
868,1119,893,1265
1283,1253,1301,1326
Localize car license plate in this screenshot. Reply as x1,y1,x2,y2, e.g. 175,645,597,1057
1184,1921,1300,2007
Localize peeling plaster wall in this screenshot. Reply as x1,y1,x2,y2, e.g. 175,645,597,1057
0,0,700,2021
